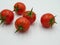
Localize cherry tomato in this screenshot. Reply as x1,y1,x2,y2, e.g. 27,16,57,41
15,17,30,33
41,13,56,28
23,8,36,24
14,2,26,15
0,9,14,24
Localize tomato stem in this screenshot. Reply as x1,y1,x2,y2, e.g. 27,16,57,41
14,6,19,12
0,14,6,24
55,22,57,24
15,29,19,33
49,18,56,27
0,14,4,24
28,8,33,17
15,26,23,33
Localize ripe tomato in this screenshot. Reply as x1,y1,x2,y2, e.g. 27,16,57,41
23,8,36,24
41,13,56,28
0,9,14,24
14,2,26,15
15,17,30,33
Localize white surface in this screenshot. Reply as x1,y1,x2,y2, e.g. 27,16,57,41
0,0,60,45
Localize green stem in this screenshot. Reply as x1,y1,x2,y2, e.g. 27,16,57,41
15,29,19,33
49,18,56,27
0,14,4,24
14,6,19,12
55,22,57,24
28,8,33,17
15,26,23,33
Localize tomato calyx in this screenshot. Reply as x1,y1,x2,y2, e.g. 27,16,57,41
49,18,56,27
14,6,22,12
15,26,23,33
28,8,33,17
0,14,6,24
14,6,19,12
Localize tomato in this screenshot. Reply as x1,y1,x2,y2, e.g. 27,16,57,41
41,13,56,28
14,2,26,15
15,17,30,33
23,8,36,24
0,9,14,24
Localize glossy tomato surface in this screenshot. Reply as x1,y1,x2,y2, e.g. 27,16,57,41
15,17,30,32
0,9,14,24
41,13,55,28
14,2,26,15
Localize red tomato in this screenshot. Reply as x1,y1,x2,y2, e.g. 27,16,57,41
41,13,56,28
15,17,30,33
23,8,36,24
0,9,14,24
14,2,26,15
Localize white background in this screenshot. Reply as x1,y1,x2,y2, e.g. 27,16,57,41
0,0,60,45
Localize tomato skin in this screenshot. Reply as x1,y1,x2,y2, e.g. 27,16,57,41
23,11,36,24
14,2,26,15
15,17,30,32
41,13,55,28
0,9,14,24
